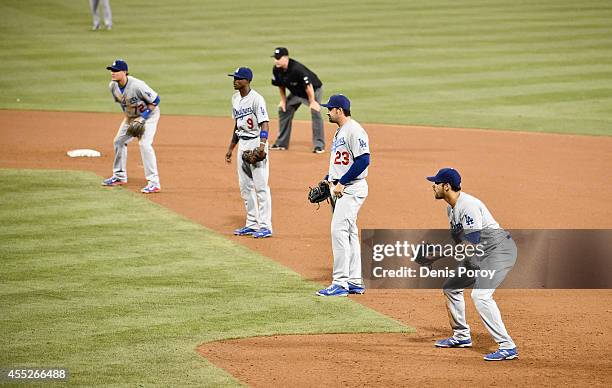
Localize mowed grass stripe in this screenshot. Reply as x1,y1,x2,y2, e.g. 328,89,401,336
0,0,610,135
0,169,408,386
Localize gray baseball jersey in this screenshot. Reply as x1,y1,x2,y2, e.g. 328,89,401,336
231,90,269,138
328,119,370,182
109,76,158,120
447,192,510,251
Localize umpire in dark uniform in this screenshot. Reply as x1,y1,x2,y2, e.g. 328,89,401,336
270,47,325,153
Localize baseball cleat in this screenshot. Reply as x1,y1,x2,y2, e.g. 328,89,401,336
347,282,366,294
484,347,518,361
252,228,272,239
270,144,287,151
234,226,256,236
141,185,161,194
435,337,473,348
312,146,325,154
102,176,127,186
316,284,349,297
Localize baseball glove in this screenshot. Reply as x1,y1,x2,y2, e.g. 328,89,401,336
242,148,267,165
413,242,434,268
127,118,145,139
308,180,332,208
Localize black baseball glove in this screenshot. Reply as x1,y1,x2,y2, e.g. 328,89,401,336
413,242,434,268
308,180,332,208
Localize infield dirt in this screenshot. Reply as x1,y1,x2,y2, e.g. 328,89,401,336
1,110,611,386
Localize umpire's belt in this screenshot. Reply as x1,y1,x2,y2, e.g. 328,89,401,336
239,136,257,141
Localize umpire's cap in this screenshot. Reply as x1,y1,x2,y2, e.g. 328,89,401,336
106,59,128,72
426,168,461,187
272,47,289,59
228,67,253,81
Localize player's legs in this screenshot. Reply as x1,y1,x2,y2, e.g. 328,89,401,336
274,94,300,148
442,288,472,340
330,198,351,289
250,147,272,231
138,110,160,188
331,192,363,289
112,119,132,181
472,237,517,349
311,87,325,149
89,0,101,29
347,200,365,285
441,270,476,341
100,0,112,28
471,288,516,349
346,182,367,285
236,148,258,229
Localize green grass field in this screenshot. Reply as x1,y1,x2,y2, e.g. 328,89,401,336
1,0,611,134
0,170,408,386
0,1,610,385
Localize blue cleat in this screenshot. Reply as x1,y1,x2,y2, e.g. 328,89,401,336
102,176,127,186
141,185,160,194
484,347,518,361
253,228,272,239
435,337,473,348
234,226,256,236
347,282,366,294
316,284,349,297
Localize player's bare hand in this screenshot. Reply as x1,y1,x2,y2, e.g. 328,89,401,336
225,151,232,164
309,100,321,112
333,182,344,198
278,100,286,112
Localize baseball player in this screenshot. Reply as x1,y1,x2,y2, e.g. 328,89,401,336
101,59,162,194
224,67,273,239
316,94,370,296
89,0,112,30
426,168,518,361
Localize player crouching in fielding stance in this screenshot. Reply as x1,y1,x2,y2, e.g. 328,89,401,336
102,59,162,193
316,95,369,297
225,67,273,239
426,168,518,361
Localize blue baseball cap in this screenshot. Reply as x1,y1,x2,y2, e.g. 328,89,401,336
106,59,128,72
426,168,462,187
321,94,351,111
228,67,253,81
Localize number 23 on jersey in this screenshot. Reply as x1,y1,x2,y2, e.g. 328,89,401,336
334,151,350,165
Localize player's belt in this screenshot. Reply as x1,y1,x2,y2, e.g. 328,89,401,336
332,178,363,186
239,136,257,140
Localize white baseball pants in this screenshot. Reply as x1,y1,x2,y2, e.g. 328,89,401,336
331,179,368,289
112,108,161,187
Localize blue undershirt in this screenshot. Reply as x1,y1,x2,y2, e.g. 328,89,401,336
464,230,481,244
339,153,370,185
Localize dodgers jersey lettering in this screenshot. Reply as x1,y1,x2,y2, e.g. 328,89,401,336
109,76,158,119
447,192,508,250
328,119,370,182
231,89,269,138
